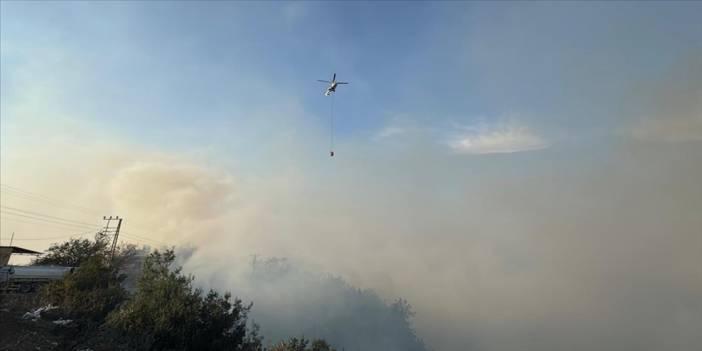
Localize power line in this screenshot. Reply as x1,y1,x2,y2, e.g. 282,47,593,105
121,231,169,246
1,184,163,236
2,212,169,246
9,231,96,241
0,216,87,229
117,220,169,246
0,185,176,248
2,218,100,234
0,190,103,218
1,205,98,227
0,211,99,231
10,230,161,247
1,184,160,236
0,184,101,215
0,215,103,231
2,214,165,249
120,235,160,246
1,212,100,231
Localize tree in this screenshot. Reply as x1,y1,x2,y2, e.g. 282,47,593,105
33,235,137,270
41,254,127,321
33,237,108,266
35,236,138,321
247,257,427,351
107,249,262,351
270,338,336,351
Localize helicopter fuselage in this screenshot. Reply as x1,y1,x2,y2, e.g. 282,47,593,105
325,83,337,96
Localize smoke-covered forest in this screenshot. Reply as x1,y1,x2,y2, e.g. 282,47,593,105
2,2,701,350
1,236,426,351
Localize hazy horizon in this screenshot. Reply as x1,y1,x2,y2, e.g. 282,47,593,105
2,2,701,350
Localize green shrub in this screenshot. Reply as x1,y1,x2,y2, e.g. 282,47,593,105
107,249,262,351
41,255,127,321
270,338,336,351
33,236,137,270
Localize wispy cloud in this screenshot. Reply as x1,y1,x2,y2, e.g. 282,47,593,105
448,121,549,154
631,115,702,143
626,56,702,143
374,126,406,141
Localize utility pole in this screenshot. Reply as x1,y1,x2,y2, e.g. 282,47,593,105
110,217,122,262
101,216,122,263
98,216,112,242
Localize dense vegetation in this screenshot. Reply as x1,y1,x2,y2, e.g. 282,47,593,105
22,236,426,350
106,249,263,350
33,234,136,268
241,257,427,351
33,237,336,350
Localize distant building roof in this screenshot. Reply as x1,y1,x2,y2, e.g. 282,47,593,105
0,246,42,266
0,246,42,255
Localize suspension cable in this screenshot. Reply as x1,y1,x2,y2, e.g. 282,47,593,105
330,93,336,156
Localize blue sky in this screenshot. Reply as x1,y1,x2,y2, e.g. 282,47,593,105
2,2,702,351
3,1,699,158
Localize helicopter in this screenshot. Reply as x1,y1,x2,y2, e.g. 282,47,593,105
317,73,349,96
